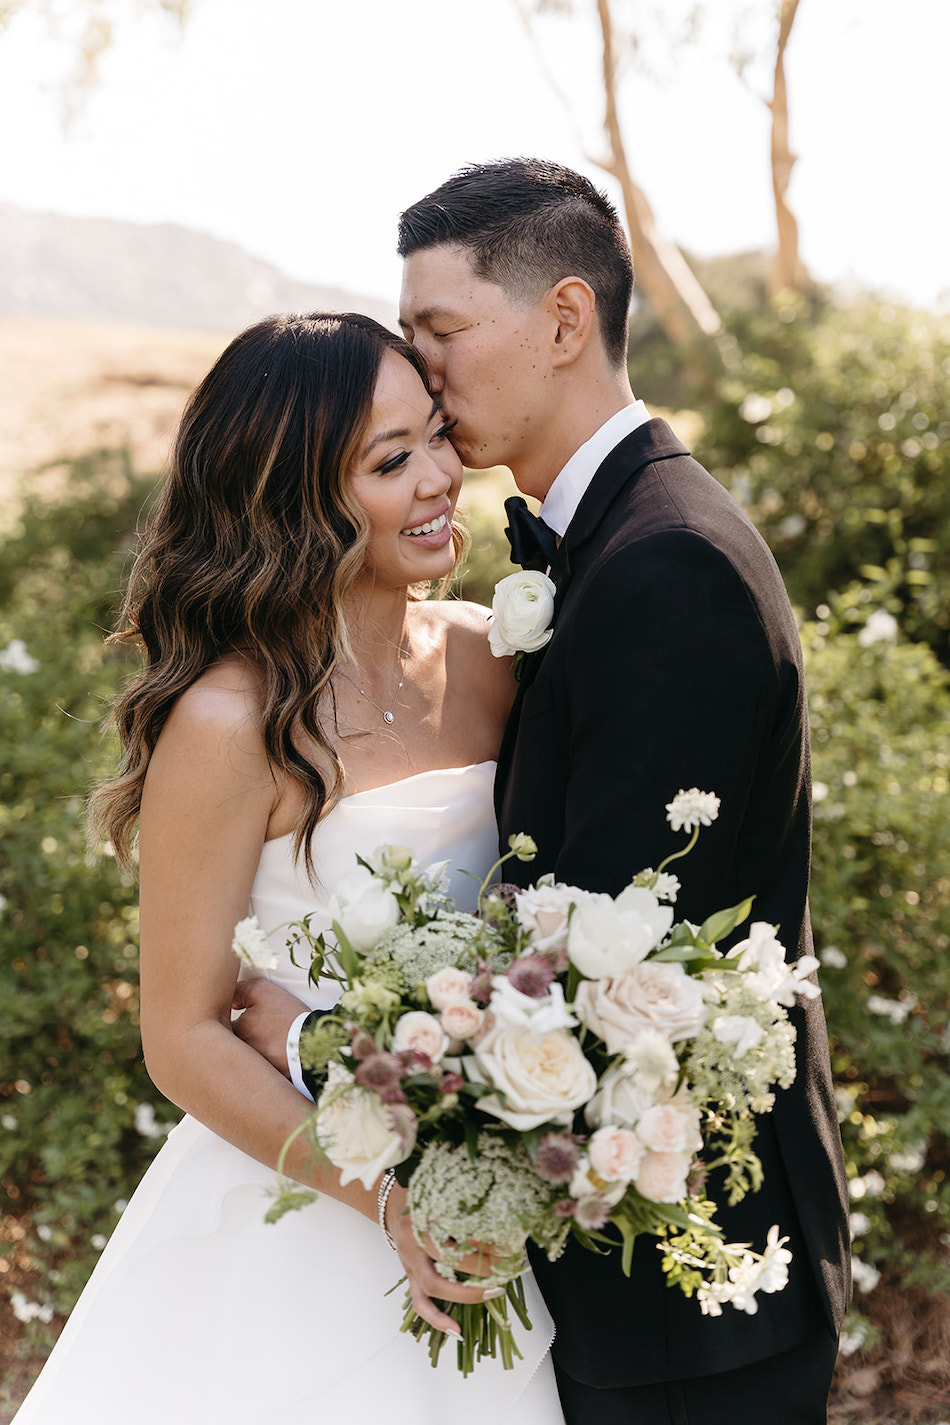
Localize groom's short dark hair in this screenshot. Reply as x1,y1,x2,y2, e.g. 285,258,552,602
397,157,633,369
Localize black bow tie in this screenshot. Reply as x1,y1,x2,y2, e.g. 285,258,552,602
504,496,559,572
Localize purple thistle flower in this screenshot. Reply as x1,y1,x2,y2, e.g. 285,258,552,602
540,947,570,976
554,1198,577,1219
380,1085,408,1105
440,1072,465,1095
535,1133,580,1184
349,1030,377,1060
492,882,521,911
354,1052,403,1093
469,965,495,1004
388,1103,417,1153
507,954,555,999
686,1158,708,1197
574,1195,611,1231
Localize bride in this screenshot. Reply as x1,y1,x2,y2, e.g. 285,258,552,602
14,313,561,1424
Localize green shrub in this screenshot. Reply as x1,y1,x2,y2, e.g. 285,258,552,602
803,609,950,1351
0,454,176,1315
698,294,950,663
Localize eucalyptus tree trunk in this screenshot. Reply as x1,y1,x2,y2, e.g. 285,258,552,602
768,0,812,294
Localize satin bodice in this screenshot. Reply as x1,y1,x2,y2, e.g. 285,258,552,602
246,761,498,1010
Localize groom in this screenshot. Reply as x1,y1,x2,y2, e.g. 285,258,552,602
394,158,850,1423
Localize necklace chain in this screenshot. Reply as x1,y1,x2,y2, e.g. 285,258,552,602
337,639,410,726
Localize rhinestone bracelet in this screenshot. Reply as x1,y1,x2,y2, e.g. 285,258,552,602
377,1168,398,1251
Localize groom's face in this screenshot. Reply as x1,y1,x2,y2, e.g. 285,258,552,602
399,244,552,475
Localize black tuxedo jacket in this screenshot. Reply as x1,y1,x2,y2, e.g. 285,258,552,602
495,420,850,1388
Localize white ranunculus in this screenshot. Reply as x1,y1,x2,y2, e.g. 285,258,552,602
391,1010,449,1063
635,1099,703,1156
316,1063,407,1189
712,1014,766,1057
440,1000,485,1043
471,1025,597,1131
585,1060,660,1130
488,571,556,658
326,865,400,953
489,976,577,1034
575,961,705,1052
635,1149,693,1203
425,966,474,1011
514,880,592,953
567,886,674,980
588,1125,645,1183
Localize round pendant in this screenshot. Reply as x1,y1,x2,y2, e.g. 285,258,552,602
383,711,395,724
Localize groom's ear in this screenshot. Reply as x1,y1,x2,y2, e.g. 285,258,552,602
545,277,597,368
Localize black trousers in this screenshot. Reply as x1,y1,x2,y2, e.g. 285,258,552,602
552,1332,839,1425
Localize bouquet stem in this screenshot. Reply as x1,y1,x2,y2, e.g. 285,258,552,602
400,1276,532,1376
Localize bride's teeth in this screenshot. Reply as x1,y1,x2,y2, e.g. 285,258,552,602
403,514,447,536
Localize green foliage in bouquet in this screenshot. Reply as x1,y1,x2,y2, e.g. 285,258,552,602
802,609,950,1349
0,452,176,1317
697,294,950,664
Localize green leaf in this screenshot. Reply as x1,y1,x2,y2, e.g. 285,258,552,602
697,897,754,947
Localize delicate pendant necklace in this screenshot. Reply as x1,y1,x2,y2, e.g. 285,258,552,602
337,639,409,726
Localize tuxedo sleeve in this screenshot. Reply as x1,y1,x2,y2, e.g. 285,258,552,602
555,528,805,923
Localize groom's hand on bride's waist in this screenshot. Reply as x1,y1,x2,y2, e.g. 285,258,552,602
231,978,309,1082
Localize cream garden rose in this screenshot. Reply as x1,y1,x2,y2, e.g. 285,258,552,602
488,571,556,658
425,966,474,1011
392,1010,449,1063
440,1000,486,1043
472,1025,597,1131
514,880,592,954
576,961,706,1051
316,1064,408,1189
588,1125,645,1183
635,1149,694,1204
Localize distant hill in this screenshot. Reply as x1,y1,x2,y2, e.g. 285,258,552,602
0,203,398,333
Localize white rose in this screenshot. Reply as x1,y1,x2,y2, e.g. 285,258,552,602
489,976,577,1034
585,1060,660,1129
316,1064,407,1189
588,1125,645,1183
635,1099,703,1156
471,1025,597,1131
392,1010,449,1063
426,966,474,1010
576,962,705,1051
514,881,592,953
488,571,556,658
327,865,400,952
567,886,674,980
440,1000,485,1042
635,1149,693,1203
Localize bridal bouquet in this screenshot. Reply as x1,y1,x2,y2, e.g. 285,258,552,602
250,790,820,1375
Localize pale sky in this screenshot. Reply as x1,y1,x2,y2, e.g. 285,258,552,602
0,0,947,312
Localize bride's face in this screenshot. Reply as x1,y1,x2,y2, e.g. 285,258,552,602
348,351,462,589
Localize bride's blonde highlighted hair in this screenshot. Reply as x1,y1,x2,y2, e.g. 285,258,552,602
89,311,464,874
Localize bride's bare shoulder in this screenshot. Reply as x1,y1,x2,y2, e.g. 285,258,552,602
155,656,268,768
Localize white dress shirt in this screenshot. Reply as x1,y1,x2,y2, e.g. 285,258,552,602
539,400,651,537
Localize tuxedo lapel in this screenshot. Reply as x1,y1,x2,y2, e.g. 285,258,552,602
494,419,688,818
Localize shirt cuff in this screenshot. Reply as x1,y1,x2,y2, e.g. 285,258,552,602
287,1011,314,1102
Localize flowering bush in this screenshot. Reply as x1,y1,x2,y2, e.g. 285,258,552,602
261,791,815,1372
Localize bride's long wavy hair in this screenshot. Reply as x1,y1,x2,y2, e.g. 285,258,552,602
89,311,464,875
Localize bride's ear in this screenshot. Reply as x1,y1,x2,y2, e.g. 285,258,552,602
545,278,596,368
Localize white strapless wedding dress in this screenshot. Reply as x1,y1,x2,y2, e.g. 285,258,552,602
14,763,561,1425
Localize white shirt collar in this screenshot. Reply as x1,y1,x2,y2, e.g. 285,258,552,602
539,401,651,538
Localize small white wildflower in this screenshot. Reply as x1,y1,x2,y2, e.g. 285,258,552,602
11,1291,54,1325
0,638,40,674
0,892,8,918
848,1211,870,1238
1,1113,17,1130
858,610,898,647
665,789,721,834
820,946,847,969
90,1234,107,1251
812,781,829,802
114,1198,128,1214
888,1142,926,1174
851,1257,881,1293
739,393,773,424
849,1170,885,1200
867,993,915,1025
134,1103,171,1139
837,1323,868,1357
36,1224,52,1242
231,915,278,970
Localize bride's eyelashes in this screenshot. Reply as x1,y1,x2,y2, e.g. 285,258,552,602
374,419,458,476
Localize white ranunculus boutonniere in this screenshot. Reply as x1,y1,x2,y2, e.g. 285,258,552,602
488,570,556,658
